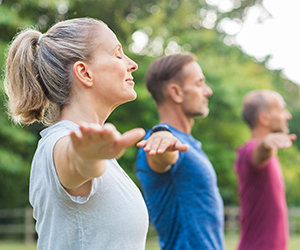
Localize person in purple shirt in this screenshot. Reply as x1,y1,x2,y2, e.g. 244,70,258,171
234,89,297,250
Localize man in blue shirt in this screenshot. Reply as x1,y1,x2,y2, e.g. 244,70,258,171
136,52,224,250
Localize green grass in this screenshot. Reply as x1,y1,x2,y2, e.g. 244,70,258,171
0,242,36,250
145,236,300,250
1,235,300,250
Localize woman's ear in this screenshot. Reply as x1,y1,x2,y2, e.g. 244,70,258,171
167,83,183,104
73,61,93,87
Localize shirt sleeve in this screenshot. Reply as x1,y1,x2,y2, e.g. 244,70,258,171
46,129,101,204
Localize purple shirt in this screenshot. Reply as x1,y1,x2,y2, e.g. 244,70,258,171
234,140,288,250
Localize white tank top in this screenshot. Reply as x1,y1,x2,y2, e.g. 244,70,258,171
29,120,149,250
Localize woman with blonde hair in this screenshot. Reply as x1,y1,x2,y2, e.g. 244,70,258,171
4,17,148,249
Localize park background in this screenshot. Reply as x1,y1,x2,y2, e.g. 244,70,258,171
1,0,300,249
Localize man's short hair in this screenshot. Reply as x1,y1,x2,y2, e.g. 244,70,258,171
145,52,197,104
242,90,272,129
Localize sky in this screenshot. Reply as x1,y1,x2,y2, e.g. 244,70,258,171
234,0,300,85
131,0,300,85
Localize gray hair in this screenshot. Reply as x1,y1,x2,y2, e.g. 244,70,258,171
242,89,279,129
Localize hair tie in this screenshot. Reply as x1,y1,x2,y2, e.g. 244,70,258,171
37,34,44,46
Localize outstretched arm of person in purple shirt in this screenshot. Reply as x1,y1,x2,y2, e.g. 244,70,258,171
252,133,297,167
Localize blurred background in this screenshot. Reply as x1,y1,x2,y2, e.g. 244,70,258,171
1,0,300,249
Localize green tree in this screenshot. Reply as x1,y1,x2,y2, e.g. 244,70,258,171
1,0,300,209
0,0,58,208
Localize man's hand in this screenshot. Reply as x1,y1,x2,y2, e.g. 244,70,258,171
253,133,297,167
137,131,189,173
137,131,189,155
262,133,297,151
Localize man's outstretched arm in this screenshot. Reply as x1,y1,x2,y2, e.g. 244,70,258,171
137,131,189,173
252,133,297,167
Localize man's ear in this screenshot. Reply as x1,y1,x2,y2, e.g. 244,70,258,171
258,111,271,127
73,61,93,87
167,83,183,104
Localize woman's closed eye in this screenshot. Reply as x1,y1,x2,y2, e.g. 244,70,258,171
115,50,123,59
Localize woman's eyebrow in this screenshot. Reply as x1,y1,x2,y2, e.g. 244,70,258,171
110,44,122,54
197,76,205,83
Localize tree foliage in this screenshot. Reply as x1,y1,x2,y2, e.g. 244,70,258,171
0,0,300,208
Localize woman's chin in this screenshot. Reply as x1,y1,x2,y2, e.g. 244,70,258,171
121,91,137,104
128,90,137,101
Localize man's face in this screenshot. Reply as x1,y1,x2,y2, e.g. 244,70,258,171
267,94,292,133
180,61,213,118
